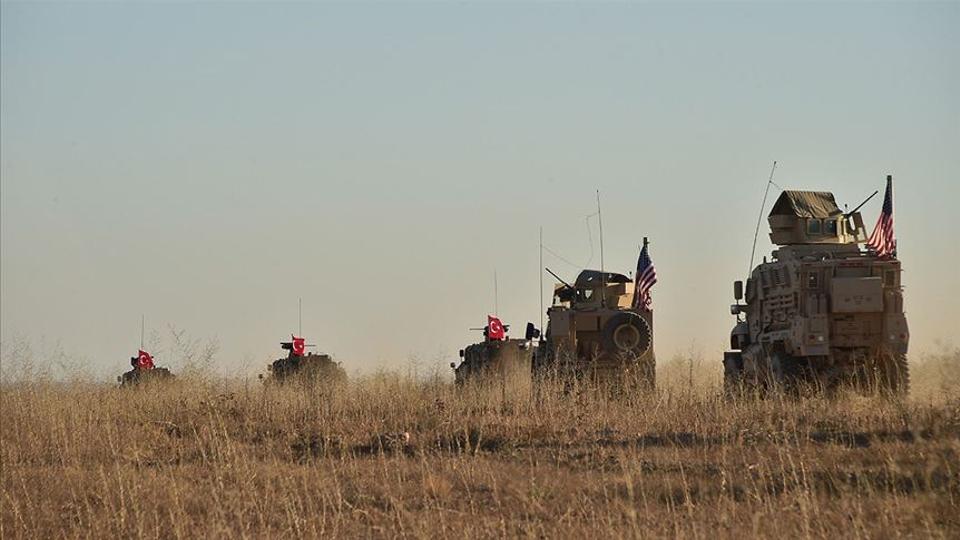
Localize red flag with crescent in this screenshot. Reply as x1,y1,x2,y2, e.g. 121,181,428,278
291,335,306,356
487,316,505,341
137,349,155,370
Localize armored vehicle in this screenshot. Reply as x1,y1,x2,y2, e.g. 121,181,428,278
451,320,537,397
118,350,174,386
724,184,909,393
263,337,346,384
534,269,655,388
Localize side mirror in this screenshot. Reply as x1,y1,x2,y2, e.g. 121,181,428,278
449,362,456,370
733,280,744,301
525,322,541,340
116,376,122,383
458,349,464,358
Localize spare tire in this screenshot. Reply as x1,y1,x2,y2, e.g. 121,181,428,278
601,312,651,356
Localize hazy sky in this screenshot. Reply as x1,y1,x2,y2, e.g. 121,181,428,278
2,2,958,379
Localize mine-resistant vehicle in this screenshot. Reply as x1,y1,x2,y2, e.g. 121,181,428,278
724,183,909,393
534,268,655,388
263,336,346,384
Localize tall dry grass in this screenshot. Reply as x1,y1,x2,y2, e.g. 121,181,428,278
2,349,958,538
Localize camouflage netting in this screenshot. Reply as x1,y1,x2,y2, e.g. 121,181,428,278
769,191,842,218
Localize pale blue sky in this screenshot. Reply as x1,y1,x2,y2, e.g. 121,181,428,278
2,2,958,379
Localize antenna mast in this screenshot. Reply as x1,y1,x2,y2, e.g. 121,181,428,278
494,270,499,316
748,161,778,280
596,190,606,307
539,227,544,332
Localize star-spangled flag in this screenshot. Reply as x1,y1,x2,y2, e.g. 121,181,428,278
866,175,896,258
632,241,657,311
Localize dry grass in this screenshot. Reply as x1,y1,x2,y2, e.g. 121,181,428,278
2,350,959,539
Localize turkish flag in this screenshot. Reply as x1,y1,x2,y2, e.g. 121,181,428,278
291,335,306,356
487,316,505,341
137,349,155,370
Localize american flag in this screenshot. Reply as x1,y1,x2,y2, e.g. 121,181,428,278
632,241,657,311
866,175,896,258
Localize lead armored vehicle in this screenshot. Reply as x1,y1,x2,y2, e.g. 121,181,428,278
724,182,909,393
534,269,655,388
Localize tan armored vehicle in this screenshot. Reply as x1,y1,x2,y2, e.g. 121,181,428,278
724,184,909,393
263,337,346,384
534,269,655,388
451,320,538,397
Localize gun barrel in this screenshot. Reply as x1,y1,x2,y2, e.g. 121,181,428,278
847,189,879,217
544,267,574,290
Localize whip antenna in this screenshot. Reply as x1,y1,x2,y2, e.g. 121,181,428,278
748,161,778,279
298,297,302,336
494,269,499,316
596,190,606,308
140,314,144,350
539,227,544,332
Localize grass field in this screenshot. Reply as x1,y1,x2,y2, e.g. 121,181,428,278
2,348,958,538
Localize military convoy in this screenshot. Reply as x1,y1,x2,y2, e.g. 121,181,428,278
723,182,909,394
452,265,657,392
113,174,907,399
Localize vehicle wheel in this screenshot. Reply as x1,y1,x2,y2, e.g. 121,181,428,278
723,352,744,397
601,312,651,357
766,348,809,393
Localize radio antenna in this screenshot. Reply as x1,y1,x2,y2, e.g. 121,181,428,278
748,161,778,280
493,269,499,316
539,227,544,332
298,297,302,336
140,314,144,350
596,190,606,308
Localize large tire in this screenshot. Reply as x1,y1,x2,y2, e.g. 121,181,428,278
765,348,811,393
601,312,651,357
723,352,744,397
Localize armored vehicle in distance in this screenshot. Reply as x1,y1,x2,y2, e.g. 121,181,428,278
452,320,537,398
263,337,346,384
118,350,174,386
724,182,909,393
534,269,655,388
